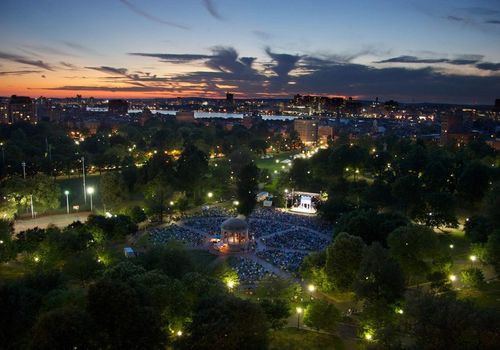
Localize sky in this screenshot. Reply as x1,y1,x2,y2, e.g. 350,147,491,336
0,0,500,104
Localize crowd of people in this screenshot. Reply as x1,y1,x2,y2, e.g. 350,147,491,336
256,249,308,274
250,208,331,235
229,257,274,284
149,224,205,246
181,217,226,235
262,228,330,251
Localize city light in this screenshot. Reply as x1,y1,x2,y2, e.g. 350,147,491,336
87,187,94,195
449,274,457,282
469,255,477,262
207,192,213,198
307,284,316,292
296,306,303,314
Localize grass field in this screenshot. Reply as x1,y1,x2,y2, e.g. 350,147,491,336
55,174,102,213
255,151,299,173
269,328,345,350
458,280,500,311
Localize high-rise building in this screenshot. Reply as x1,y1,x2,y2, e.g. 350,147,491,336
318,125,334,144
8,95,36,123
226,92,234,105
294,118,318,145
108,99,129,115
494,99,500,112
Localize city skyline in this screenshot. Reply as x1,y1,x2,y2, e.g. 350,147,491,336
1,0,500,104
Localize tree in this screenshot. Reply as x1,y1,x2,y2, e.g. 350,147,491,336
354,243,405,303
416,192,458,229
391,174,423,216
460,268,485,288
387,225,439,283
127,206,147,224
485,232,500,275
303,299,340,332
236,162,259,217
63,250,102,286
100,172,129,210
484,183,500,227
87,279,167,349
405,292,500,350
325,232,365,292
178,296,268,350
176,143,208,200
0,219,15,262
30,307,93,350
464,215,493,243
259,299,290,330
457,161,490,204
144,176,173,223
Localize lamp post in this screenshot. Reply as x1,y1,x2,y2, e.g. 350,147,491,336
0,142,4,164
64,190,70,214
296,307,303,329
87,186,94,212
81,156,87,203
21,161,26,179
284,189,289,209
30,194,34,219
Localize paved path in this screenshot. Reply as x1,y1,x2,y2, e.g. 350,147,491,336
14,212,91,232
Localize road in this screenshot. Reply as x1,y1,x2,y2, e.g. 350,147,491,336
14,212,91,232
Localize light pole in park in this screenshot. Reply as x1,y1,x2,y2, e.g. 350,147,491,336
21,161,26,179
81,156,87,203
296,307,303,329
284,189,289,209
87,186,94,212
64,190,70,214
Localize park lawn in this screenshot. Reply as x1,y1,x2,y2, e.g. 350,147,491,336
255,151,298,172
435,227,471,260
0,261,28,281
56,175,102,212
269,328,344,350
458,280,500,312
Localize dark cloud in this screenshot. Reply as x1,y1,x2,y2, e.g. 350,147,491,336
0,51,53,70
476,62,500,71
202,0,223,20
485,19,500,24
265,47,301,79
129,52,211,62
41,75,46,78
0,70,42,76
119,0,188,29
375,55,481,65
447,15,467,22
60,61,78,69
86,66,129,76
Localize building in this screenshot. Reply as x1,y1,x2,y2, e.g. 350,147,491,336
294,118,318,145
441,111,473,145
108,99,129,115
8,95,36,123
0,100,8,124
318,125,334,145
175,111,196,123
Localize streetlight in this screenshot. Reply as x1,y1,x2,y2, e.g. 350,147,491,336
233,200,239,206
81,156,87,203
296,307,303,329
469,255,477,262
0,142,4,164
207,192,213,199
449,274,457,282
284,189,289,209
307,284,316,293
64,190,70,214
21,161,26,179
227,280,235,290
87,186,94,212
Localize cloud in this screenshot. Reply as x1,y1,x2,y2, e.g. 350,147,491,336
202,0,223,20
86,66,129,76
485,19,500,24
129,52,211,62
253,30,272,40
60,61,78,69
119,0,188,29
0,70,42,76
23,44,77,57
62,41,100,55
0,51,53,70
476,62,500,71
375,55,482,65
265,47,301,79
446,15,468,22
41,75,46,78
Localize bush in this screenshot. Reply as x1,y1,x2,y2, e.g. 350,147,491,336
460,268,485,288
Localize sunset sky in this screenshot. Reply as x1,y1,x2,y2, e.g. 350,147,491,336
1,0,500,103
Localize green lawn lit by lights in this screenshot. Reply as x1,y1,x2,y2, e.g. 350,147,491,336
269,328,344,350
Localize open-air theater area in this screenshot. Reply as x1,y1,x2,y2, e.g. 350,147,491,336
149,207,332,286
